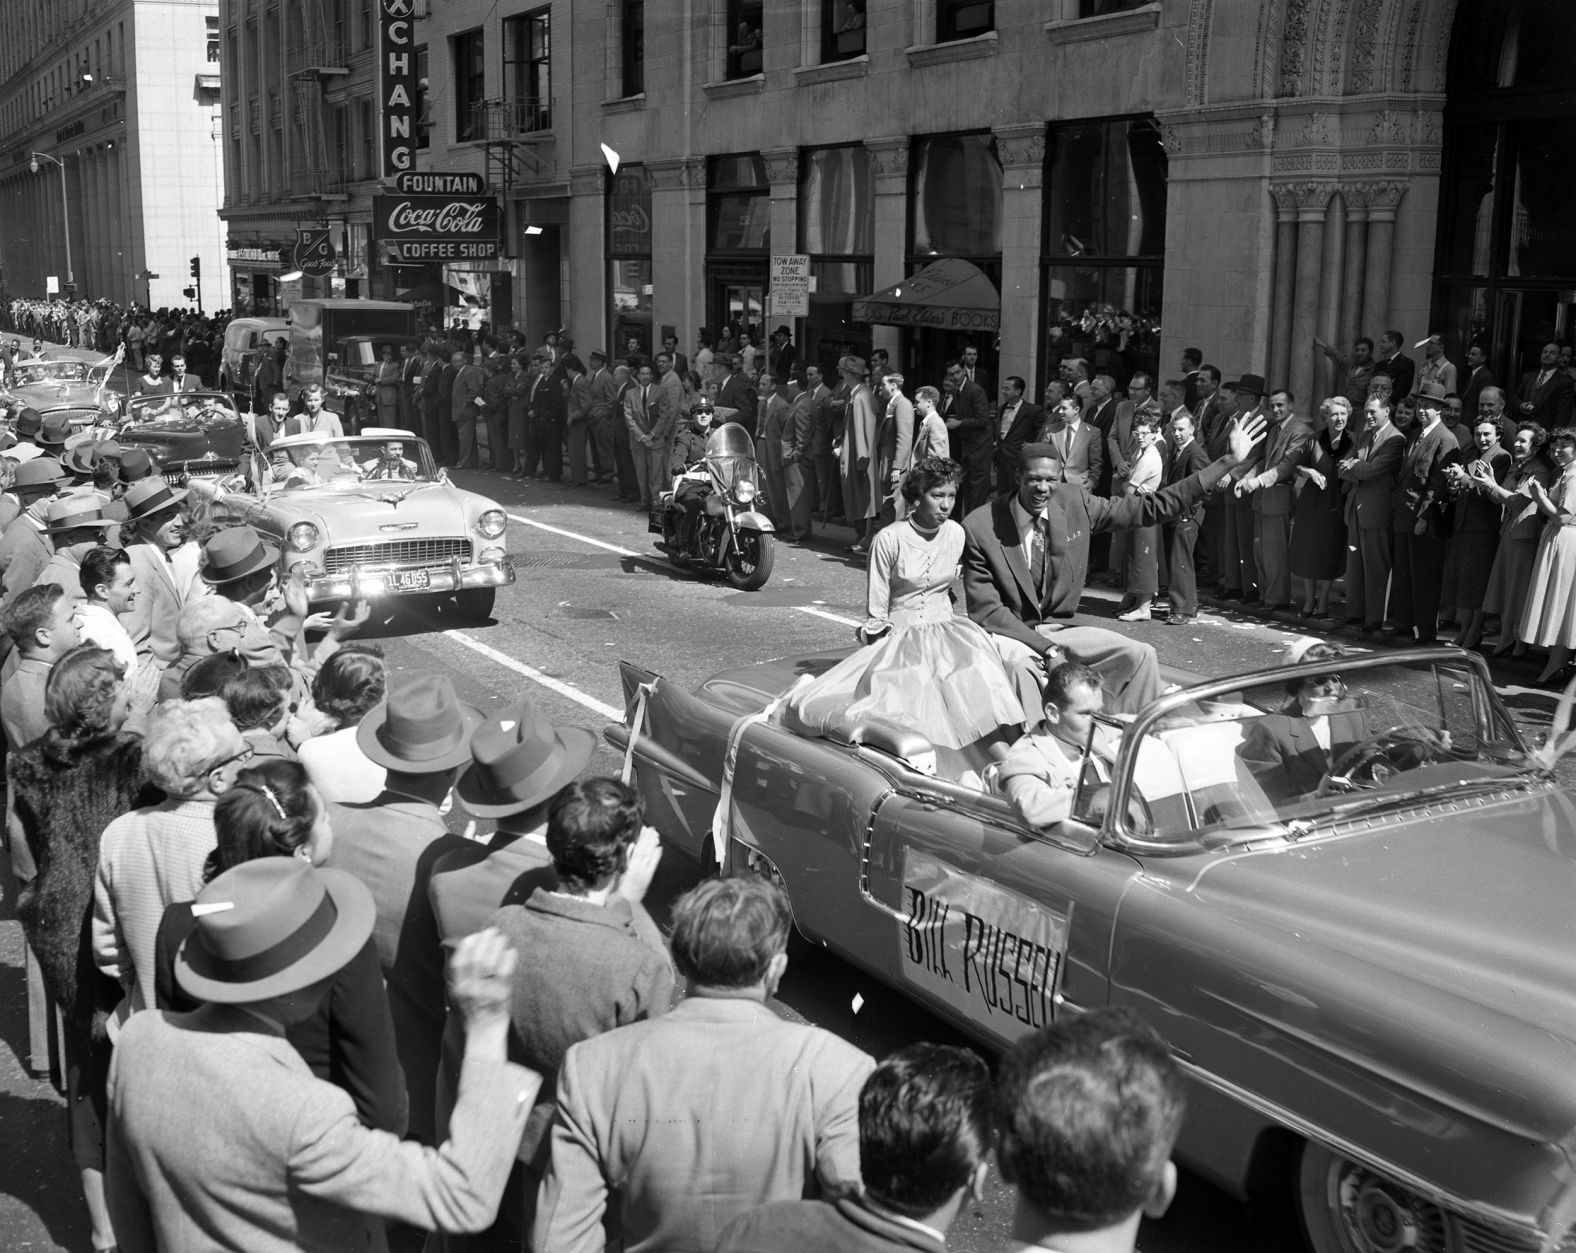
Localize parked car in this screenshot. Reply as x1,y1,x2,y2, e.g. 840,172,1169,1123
609,645,1576,1253
0,356,123,430
192,427,513,619
217,316,289,402
114,391,251,484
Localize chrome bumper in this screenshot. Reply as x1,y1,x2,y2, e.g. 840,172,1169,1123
301,559,515,603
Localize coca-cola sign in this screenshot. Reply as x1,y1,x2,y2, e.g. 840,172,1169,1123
372,193,501,262
608,165,651,257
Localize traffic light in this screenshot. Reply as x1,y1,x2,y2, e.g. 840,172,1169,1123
183,286,196,299
190,256,201,279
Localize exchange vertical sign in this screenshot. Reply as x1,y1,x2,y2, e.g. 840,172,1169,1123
379,0,417,177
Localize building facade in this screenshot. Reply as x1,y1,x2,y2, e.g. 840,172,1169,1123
0,0,225,311
217,0,1572,414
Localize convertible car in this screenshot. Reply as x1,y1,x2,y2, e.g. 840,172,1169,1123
115,391,251,483
0,356,123,429
609,645,1576,1253
193,428,513,619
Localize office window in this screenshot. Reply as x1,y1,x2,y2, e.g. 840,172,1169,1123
503,8,550,131
821,0,865,62
709,155,769,252
912,133,1002,256
454,28,485,142
205,15,219,61
726,0,763,79
621,0,644,97
1079,0,1150,13
358,100,373,178
937,0,993,41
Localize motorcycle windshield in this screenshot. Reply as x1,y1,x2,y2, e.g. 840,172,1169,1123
704,423,758,495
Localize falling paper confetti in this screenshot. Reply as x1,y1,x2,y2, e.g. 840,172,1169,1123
851,993,865,1014
600,142,621,173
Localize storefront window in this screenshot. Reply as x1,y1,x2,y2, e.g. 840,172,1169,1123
911,134,1001,257
1040,118,1165,393
608,163,653,356
709,155,770,348
802,146,875,374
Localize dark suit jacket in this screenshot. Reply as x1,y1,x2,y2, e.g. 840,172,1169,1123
1459,364,1495,417
948,379,993,469
1340,421,1406,530
717,372,759,435
1163,439,1211,521
996,400,1044,477
1254,415,1315,515
961,459,1228,651
1393,420,1461,538
1374,352,1416,400
1238,710,1365,802
1516,368,1575,428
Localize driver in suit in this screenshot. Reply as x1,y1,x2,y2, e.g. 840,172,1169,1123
961,416,1263,716
1236,641,1365,803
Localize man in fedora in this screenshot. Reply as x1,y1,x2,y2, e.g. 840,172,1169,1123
36,411,74,451
11,407,44,448
0,488,101,613
120,476,208,669
1216,374,1270,601
837,356,879,552
0,457,68,602
106,860,539,1251
1384,380,1461,643
34,494,111,603
490,777,671,1237
328,672,483,1148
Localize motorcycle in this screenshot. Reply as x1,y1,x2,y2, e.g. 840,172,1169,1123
650,421,776,590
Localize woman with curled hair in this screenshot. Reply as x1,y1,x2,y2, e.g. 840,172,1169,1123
298,642,387,803
1288,395,1355,620
1514,428,1576,684
781,456,1027,780
151,759,407,1138
1478,421,1554,658
10,645,161,1253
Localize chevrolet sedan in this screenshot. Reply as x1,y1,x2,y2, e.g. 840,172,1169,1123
194,428,514,620
609,645,1576,1253
0,357,123,429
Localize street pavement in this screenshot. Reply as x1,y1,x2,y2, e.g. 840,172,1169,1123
1,457,1568,1251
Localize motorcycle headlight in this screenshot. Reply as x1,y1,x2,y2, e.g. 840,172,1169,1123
476,509,507,539
734,481,756,504
286,521,320,552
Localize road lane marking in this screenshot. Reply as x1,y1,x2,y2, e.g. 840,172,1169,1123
506,513,641,557
795,605,861,628
441,629,622,720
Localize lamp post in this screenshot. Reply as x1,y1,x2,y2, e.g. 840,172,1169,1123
28,151,73,296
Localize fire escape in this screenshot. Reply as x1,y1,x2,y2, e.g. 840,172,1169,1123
467,97,552,199
285,0,350,201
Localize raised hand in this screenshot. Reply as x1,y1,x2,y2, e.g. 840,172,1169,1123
1225,413,1268,464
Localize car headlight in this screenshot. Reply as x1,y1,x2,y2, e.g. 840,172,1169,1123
734,481,756,504
476,509,507,539
286,521,320,552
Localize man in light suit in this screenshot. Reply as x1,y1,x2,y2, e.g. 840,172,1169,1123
941,360,993,515
1515,341,1575,429
1234,387,1313,609
874,372,915,522
533,877,872,1253
118,478,210,668
107,861,537,1252
755,371,791,530
839,357,879,551
1338,394,1406,633
781,376,817,542
1040,395,1103,489
994,375,1044,495
622,364,673,510
327,673,481,1147
961,418,1262,714
1383,382,1460,643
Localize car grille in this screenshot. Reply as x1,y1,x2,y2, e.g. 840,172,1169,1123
167,459,241,480
323,538,472,575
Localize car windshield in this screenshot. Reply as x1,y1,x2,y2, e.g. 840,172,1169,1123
1096,655,1533,847
11,361,90,387
265,436,438,488
123,393,240,424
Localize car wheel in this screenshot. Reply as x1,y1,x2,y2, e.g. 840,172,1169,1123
724,529,774,590
452,588,496,622
1296,1142,1465,1253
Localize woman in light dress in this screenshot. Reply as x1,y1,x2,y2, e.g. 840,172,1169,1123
1515,429,1576,685
781,456,1028,779
1115,412,1165,621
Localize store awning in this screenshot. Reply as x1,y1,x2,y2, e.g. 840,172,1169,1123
851,257,1000,333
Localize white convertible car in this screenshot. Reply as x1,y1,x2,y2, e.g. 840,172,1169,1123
194,427,514,620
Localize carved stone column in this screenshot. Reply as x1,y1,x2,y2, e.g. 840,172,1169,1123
1290,182,1337,409
1269,184,1299,388
864,137,910,365
1337,183,1370,378
993,123,1046,389
1362,182,1408,346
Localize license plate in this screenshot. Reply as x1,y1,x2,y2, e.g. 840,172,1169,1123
386,569,431,591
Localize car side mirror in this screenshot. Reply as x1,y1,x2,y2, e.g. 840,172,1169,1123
327,352,339,364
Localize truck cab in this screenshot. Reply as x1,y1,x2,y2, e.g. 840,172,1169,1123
284,298,418,432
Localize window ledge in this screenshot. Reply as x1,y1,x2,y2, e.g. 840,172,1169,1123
794,55,868,85
601,92,646,114
905,31,998,68
702,74,765,99
1045,4,1160,44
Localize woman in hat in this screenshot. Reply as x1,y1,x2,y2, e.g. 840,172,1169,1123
781,456,1028,782
107,859,537,1251
10,644,160,1253
152,760,406,1136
